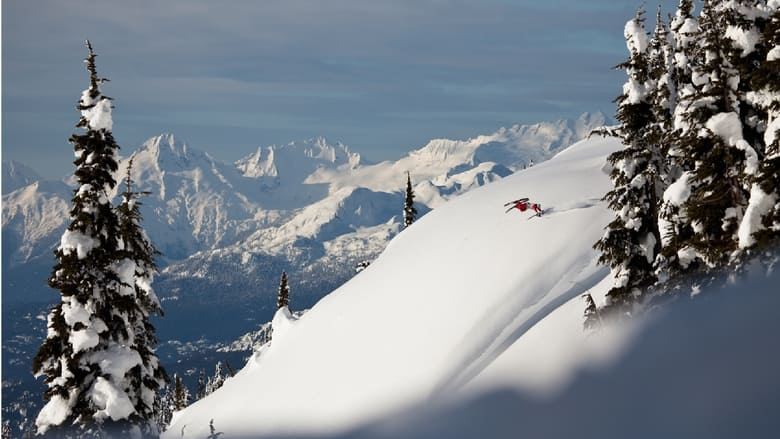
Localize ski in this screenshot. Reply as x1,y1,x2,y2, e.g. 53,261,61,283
504,198,529,207
527,208,550,219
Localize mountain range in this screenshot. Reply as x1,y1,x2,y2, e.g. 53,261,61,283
2,112,608,308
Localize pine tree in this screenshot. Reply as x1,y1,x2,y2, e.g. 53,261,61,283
205,362,226,396
669,0,754,269
276,271,290,310
196,369,207,401
739,2,780,250
114,157,168,434
172,374,189,411
153,386,173,433
657,0,702,277
594,8,664,310
31,41,144,437
224,361,236,378
581,293,601,331
670,0,698,102
403,171,418,229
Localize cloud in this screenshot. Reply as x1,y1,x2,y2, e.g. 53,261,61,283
3,0,680,176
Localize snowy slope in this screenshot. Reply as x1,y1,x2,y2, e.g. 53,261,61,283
339,271,780,439
164,135,623,438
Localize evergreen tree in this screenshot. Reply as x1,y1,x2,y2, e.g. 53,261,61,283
113,157,168,435
172,374,189,412
31,41,144,437
739,2,780,250
669,0,754,269
205,362,226,396
594,8,664,310
581,293,601,331
224,361,237,378
657,0,702,277
196,369,207,401
276,271,290,310
649,7,676,138
153,386,173,433
403,171,418,229
670,0,698,102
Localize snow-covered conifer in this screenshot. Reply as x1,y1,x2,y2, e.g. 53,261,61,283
196,370,207,401
276,271,290,310
403,171,418,229
205,363,226,396
657,1,702,277
666,1,755,269
741,2,780,249
31,41,149,438
595,8,664,310
153,386,173,432
172,375,189,412
670,0,699,102
581,293,601,331
113,157,168,434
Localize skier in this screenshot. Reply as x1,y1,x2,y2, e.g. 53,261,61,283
505,198,543,216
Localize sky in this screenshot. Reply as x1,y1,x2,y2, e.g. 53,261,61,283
2,0,681,177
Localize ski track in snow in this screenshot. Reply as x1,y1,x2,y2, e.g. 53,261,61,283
431,227,609,397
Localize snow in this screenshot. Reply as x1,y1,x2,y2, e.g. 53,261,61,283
624,17,648,55
62,299,91,326
69,328,100,352
677,246,698,269
460,274,639,398
706,112,743,144
738,184,778,248
332,271,780,439
269,306,297,343
81,91,114,132
622,78,648,105
59,229,98,259
769,46,780,62
164,136,622,438
86,345,143,379
766,115,780,153
639,231,657,263
115,259,138,296
663,171,692,206
90,377,136,421
35,394,72,434
725,25,760,57
736,140,759,175
705,113,758,174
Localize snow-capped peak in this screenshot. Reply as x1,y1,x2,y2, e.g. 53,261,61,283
3,160,42,194
138,133,211,169
235,137,361,182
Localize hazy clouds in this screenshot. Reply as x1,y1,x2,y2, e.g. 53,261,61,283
2,0,679,176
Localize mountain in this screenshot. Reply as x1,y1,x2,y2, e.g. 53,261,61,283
2,113,608,306
2,160,43,193
164,134,780,439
